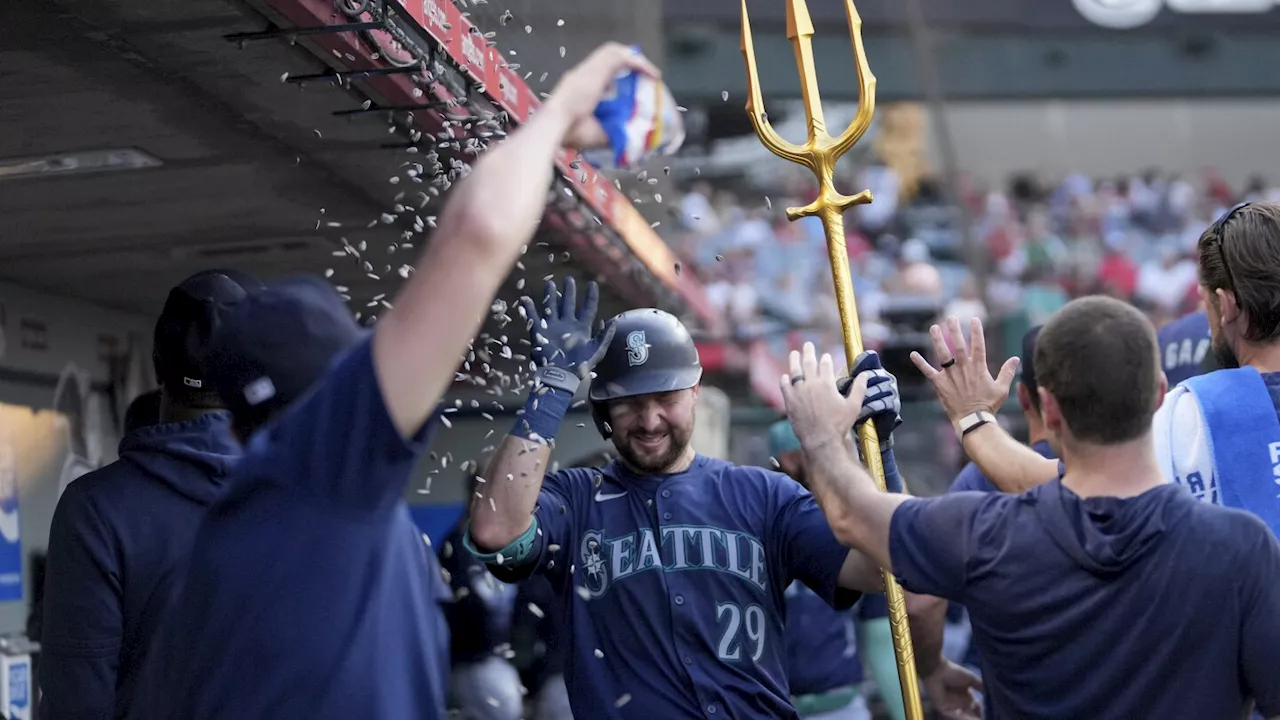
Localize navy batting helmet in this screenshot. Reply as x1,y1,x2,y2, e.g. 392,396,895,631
588,308,702,438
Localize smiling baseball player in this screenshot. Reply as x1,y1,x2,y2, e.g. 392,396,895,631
465,278,904,719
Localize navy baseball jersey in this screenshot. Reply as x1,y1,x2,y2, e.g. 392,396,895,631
1157,310,1211,387
483,455,859,719
129,339,448,719
784,582,861,696
890,478,1280,719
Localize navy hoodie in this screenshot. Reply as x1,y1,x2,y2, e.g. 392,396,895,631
40,413,239,719
890,477,1280,719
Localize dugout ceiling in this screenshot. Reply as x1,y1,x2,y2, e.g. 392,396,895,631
0,0,712,403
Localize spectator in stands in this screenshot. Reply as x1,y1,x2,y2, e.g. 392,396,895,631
1021,267,1069,328
679,181,720,237
41,269,262,719
943,276,987,331
884,239,942,300
1136,246,1197,316
1097,230,1138,300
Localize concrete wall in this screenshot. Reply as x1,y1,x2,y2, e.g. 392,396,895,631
932,98,1280,187
0,281,153,635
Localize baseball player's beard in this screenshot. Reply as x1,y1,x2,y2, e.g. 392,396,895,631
613,423,693,475
1210,333,1241,370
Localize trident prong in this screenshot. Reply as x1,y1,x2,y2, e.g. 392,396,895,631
741,0,879,221
829,0,878,157
740,0,810,169
740,1,923,718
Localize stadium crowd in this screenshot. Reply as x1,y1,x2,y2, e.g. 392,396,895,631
667,163,1280,360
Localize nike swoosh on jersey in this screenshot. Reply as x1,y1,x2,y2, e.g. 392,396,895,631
594,490,628,502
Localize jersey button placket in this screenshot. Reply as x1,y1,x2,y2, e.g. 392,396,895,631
706,704,718,715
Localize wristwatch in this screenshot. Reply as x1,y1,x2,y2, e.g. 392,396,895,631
954,410,996,442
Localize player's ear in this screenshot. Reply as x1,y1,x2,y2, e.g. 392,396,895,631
1016,383,1032,415
690,383,700,401
1215,287,1240,324
1039,389,1063,435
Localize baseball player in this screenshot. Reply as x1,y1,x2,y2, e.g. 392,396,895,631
785,297,1280,718
41,269,261,720
128,42,657,719
770,419,913,720
1157,309,1214,386
465,285,902,719
441,475,523,720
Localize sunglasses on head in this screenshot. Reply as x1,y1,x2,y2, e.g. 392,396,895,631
1208,201,1251,290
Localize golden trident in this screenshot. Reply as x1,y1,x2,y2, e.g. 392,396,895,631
740,0,924,717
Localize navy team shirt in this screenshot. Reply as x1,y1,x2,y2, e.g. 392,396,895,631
946,439,1056,672
130,339,447,719
889,476,1280,719
1157,310,1211,387
485,456,859,719
784,582,861,696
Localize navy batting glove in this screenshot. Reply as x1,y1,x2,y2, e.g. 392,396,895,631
837,350,903,446
837,351,905,494
518,277,616,394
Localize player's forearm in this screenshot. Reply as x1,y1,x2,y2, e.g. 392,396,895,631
469,433,553,551
802,437,907,572
904,591,948,678
961,423,1058,493
373,102,573,439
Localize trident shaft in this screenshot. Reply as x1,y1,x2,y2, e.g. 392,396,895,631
740,1,924,717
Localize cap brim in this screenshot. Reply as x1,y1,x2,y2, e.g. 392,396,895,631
589,366,703,402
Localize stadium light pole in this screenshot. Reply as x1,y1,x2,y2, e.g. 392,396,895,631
900,0,989,308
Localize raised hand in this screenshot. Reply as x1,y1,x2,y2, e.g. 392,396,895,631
780,342,869,451
519,277,615,383
544,43,660,150
910,316,1019,424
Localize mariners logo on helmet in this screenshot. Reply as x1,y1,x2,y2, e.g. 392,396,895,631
626,331,649,367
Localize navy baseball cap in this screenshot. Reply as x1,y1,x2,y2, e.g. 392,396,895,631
153,269,265,402
202,275,364,430
1021,325,1043,399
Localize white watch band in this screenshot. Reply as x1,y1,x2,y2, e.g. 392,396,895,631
955,411,996,442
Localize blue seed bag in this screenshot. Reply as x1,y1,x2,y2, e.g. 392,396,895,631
590,46,685,169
